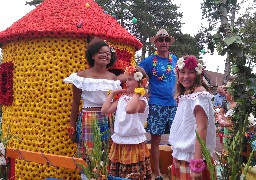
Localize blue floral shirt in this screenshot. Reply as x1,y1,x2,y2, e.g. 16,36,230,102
139,53,177,106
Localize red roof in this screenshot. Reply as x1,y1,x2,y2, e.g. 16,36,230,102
204,70,225,87
0,0,142,50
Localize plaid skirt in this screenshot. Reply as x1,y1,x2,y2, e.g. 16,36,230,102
77,111,114,158
109,142,152,179
171,158,215,180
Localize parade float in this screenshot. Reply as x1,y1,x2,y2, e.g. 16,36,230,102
0,0,143,179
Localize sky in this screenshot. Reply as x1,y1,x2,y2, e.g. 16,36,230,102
0,0,227,73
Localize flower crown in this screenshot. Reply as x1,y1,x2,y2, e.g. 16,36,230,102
125,66,148,87
176,56,204,75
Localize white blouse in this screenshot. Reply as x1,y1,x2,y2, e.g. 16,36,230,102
111,95,149,144
63,73,121,108
169,91,216,162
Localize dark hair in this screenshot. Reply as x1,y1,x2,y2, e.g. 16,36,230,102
85,38,116,68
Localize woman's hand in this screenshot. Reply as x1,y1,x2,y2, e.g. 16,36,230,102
218,119,227,127
67,126,78,143
69,132,78,143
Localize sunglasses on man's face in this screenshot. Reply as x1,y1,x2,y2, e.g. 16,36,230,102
157,37,171,43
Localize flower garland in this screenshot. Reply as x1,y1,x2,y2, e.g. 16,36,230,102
0,62,14,105
152,51,173,81
125,66,148,87
176,56,204,75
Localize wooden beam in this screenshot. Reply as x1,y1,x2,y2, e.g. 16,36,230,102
6,148,87,170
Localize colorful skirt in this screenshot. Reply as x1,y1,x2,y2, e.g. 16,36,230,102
108,142,152,179
76,111,113,158
171,158,215,180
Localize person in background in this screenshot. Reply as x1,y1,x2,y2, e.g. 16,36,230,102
64,37,121,158
217,82,237,147
169,55,216,179
101,66,152,179
139,29,178,180
214,86,226,109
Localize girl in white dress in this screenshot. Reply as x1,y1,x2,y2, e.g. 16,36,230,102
169,55,216,179
64,38,121,158
101,66,152,179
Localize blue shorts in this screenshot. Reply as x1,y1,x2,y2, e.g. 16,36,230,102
146,104,177,135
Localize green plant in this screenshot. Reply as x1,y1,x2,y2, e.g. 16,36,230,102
196,131,216,180
77,120,110,180
0,123,19,180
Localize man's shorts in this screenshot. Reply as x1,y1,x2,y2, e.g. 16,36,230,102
145,104,177,135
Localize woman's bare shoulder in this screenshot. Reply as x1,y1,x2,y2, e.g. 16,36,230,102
76,69,90,77
107,71,118,80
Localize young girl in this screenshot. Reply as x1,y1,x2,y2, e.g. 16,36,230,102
101,66,152,179
168,56,216,179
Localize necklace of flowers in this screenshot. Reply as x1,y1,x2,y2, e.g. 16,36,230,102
152,51,173,81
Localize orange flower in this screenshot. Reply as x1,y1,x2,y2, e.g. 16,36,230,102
125,66,136,74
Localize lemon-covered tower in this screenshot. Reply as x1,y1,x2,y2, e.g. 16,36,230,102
0,0,142,179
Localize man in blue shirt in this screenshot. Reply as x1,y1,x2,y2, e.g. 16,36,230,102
214,86,226,109
139,29,177,180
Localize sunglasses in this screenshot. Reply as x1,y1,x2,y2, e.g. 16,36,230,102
157,37,171,43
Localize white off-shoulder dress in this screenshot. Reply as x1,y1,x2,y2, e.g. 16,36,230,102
169,91,216,162
64,73,121,158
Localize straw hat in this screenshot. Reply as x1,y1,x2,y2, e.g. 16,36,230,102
150,29,175,44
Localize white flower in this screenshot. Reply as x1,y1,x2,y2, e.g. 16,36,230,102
0,143,5,156
134,72,143,81
177,57,185,70
0,156,6,165
100,161,104,167
248,113,256,127
195,63,204,74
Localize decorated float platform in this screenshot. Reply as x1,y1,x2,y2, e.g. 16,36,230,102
1,0,256,179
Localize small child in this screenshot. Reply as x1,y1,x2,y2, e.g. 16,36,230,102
101,66,152,179
214,108,222,123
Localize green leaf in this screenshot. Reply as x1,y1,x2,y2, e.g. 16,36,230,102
231,65,239,74
223,35,242,46
213,32,222,40
196,131,216,180
252,99,256,105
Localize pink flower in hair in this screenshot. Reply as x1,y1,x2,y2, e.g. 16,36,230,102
184,56,197,70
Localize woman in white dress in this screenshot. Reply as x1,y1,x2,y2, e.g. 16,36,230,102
64,38,121,158
169,55,216,179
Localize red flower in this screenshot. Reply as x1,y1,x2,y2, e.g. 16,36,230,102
0,62,14,105
184,56,197,70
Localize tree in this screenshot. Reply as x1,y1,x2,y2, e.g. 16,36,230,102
201,0,256,179
25,0,200,59
96,0,184,58
25,0,43,6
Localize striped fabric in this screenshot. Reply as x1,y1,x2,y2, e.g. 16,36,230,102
77,111,111,158
109,142,152,179
171,158,215,180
